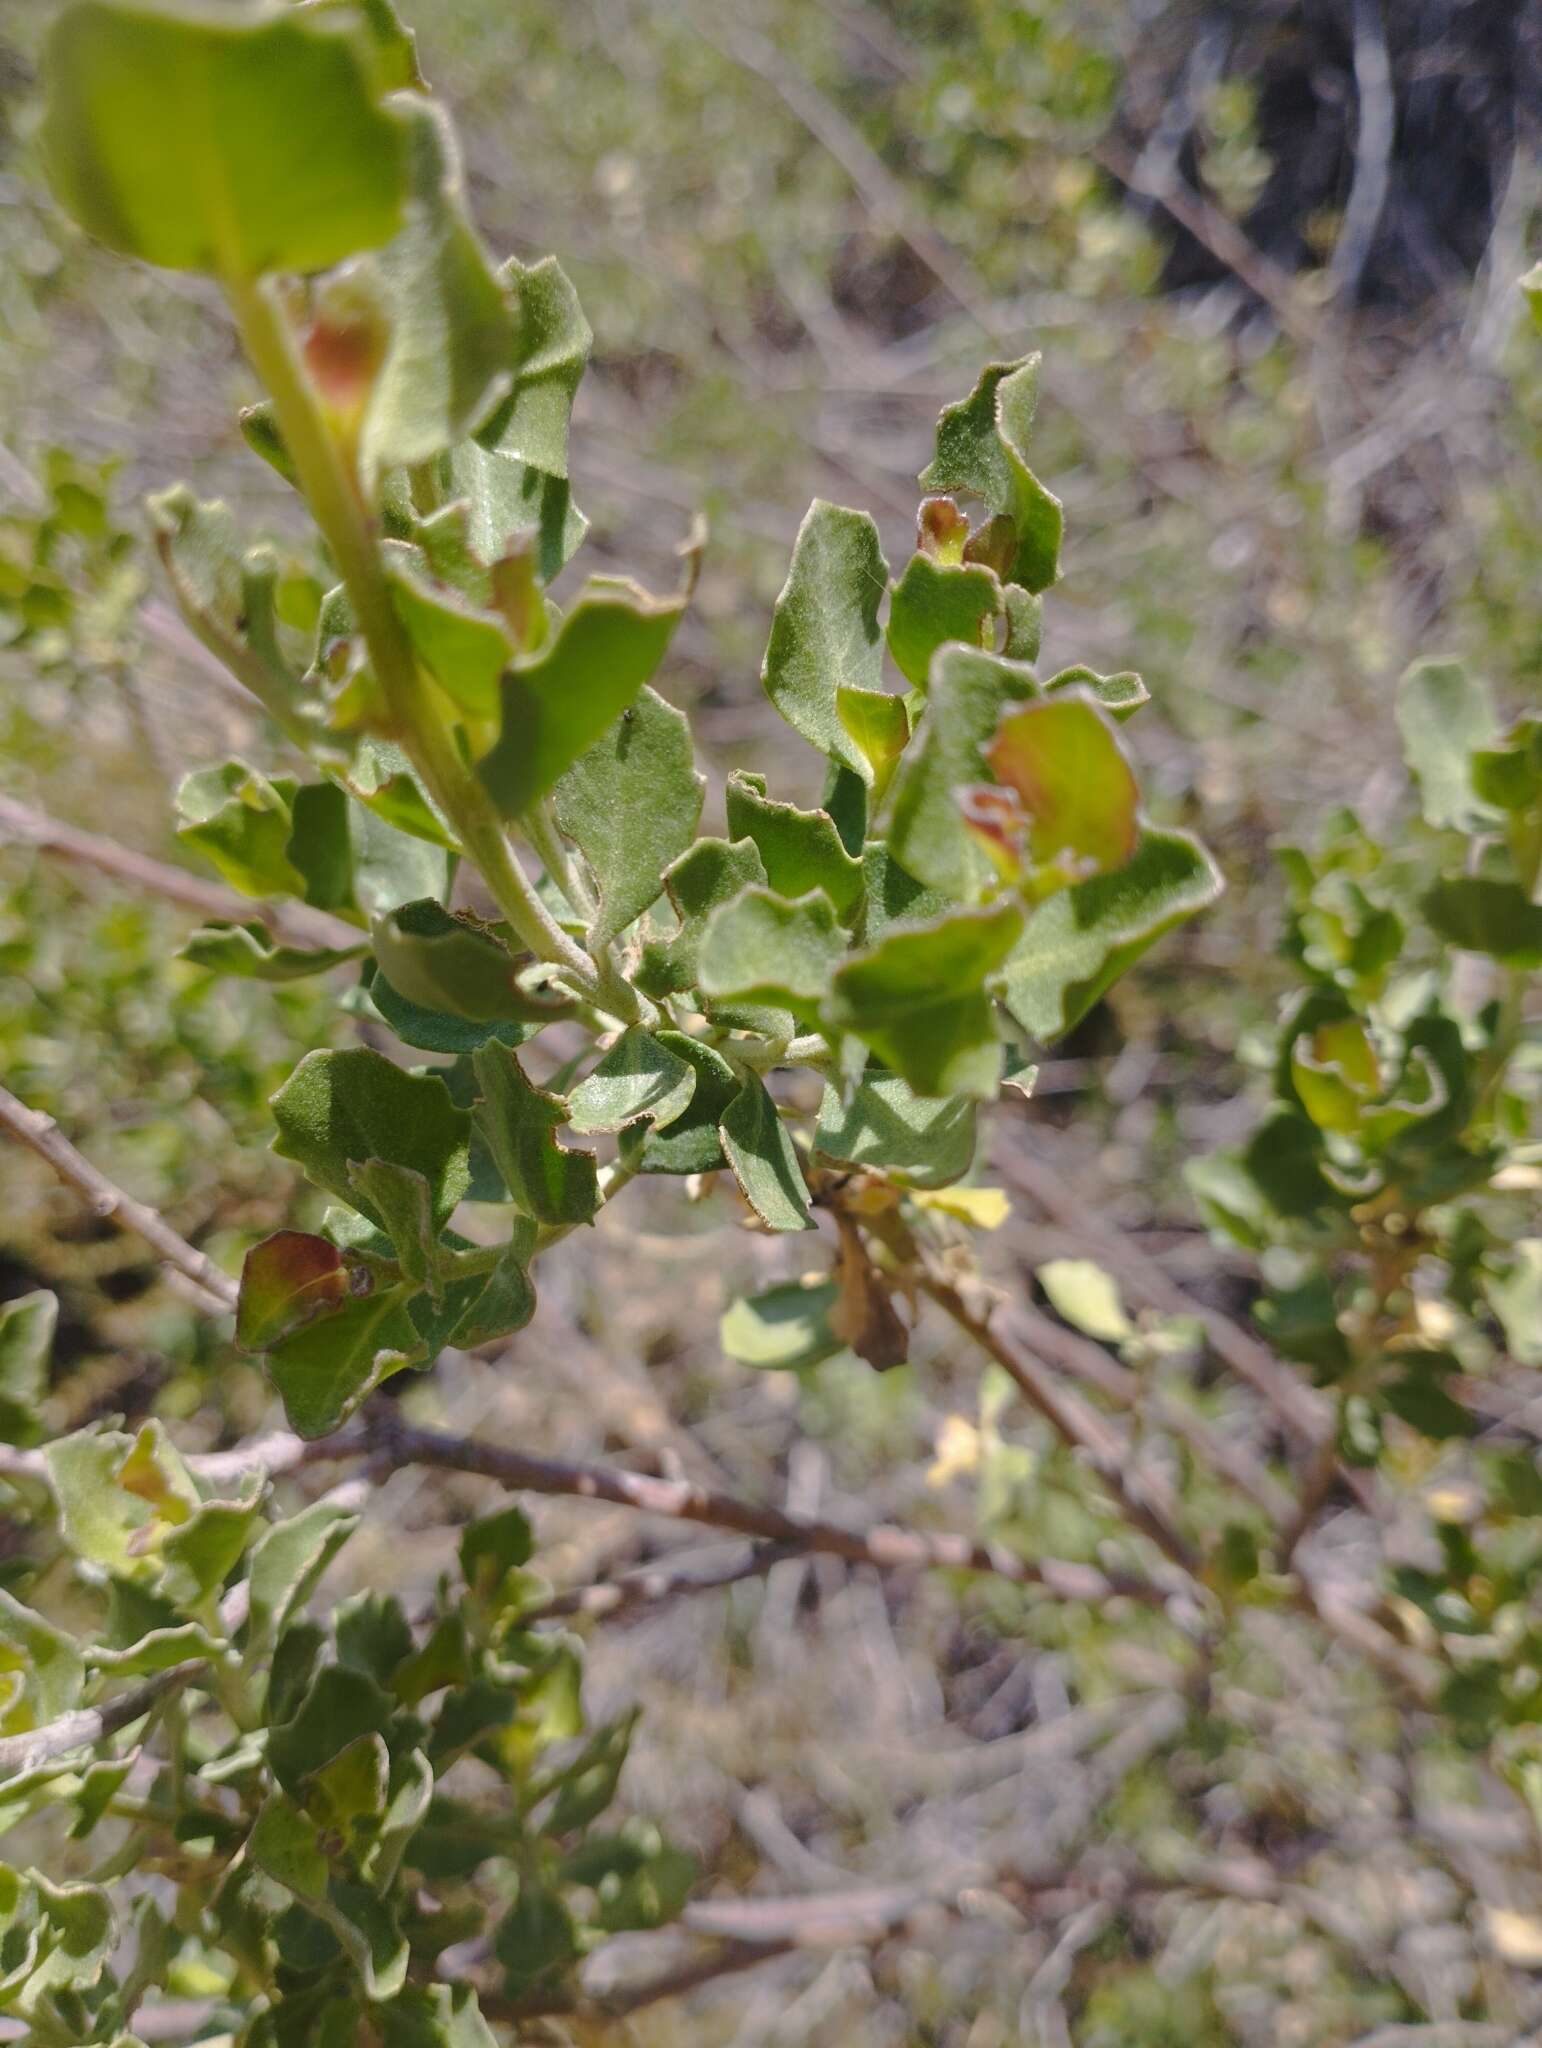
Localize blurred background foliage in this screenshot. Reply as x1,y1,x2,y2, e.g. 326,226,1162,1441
1,1,1540,2040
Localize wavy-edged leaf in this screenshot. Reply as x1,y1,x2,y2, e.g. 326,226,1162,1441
620,1035,739,1176
478,581,684,816
1396,659,1499,831
358,97,513,486
637,836,767,999
554,686,705,945
721,1078,815,1232
0,1291,55,1449
42,0,408,279
887,553,1001,689
1001,825,1221,1043
986,689,1139,879
762,500,888,782
471,1045,598,1226
271,1046,471,1228
180,920,363,982
697,886,845,1018
724,772,863,921
888,644,1039,899
720,1280,842,1370
920,355,1062,593
814,1072,977,1189
371,898,572,1024
566,1030,697,1136
824,899,1024,1098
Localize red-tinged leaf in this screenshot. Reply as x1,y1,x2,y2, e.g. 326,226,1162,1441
985,690,1139,882
237,1231,354,1353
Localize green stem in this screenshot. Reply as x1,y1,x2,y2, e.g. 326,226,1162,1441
223,273,597,992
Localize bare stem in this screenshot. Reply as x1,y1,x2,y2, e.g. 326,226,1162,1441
0,1083,236,1317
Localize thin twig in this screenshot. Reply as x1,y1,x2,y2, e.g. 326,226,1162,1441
521,1542,798,1625
337,1416,1167,1608
0,1660,206,1779
0,1083,237,1316
917,1274,1204,1583
0,791,362,953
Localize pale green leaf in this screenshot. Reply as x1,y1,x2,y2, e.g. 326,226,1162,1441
697,886,846,1016
1396,659,1499,831
720,1281,841,1370
886,554,1001,689
554,686,705,944
814,1073,977,1189
720,1078,815,1232
271,1046,471,1228
42,0,409,279
824,899,1024,1098
762,500,888,782
1037,1258,1134,1343
1001,826,1222,1043
920,355,1063,593
478,581,684,816
888,644,1039,898
566,1030,697,1136
724,772,863,921
471,1044,598,1225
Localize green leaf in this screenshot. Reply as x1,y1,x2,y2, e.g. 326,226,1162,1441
720,1280,841,1370
0,1590,84,1734
1045,663,1149,721
42,0,408,279
346,1161,438,1288
343,737,458,850
380,1985,499,2048
886,553,1001,689
372,898,572,1024
459,1502,534,1595
148,488,298,716
43,1425,197,1581
724,773,864,921
554,685,705,945
176,761,304,900
363,962,535,1058
358,98,514,486
888,644,1040,898
494,1876,579,2001
471,1044,598,1226
920,356,1063,593
986,690,1140,879
824,899,1024,1099
1395,660,1500,831
13,1873,113,2015
386,552,513,723
720,1078,815,1232
271,1046,471,1229
181,920,363,981
1001,826,1222,1042
300,0,423,92
265,1284,419,1438
440,438,585,589
762,501,888,782
245,1498,359,1664
621,1035,739,1176
1037,1259,1134,1343
1422,878,1542,967
161,1494,261,1608
637,836,768,999
836,688,911,800
697,885,846,1017
0,1290,54,1448
566,1031,697,1136
859,842,951,943
478,255,592,479
813,1073,977,1189
543,1708,639,1835
445,1238,536,1350
478,581,684,817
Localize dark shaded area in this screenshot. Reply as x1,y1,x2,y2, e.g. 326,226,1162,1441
1126,0,1540,313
